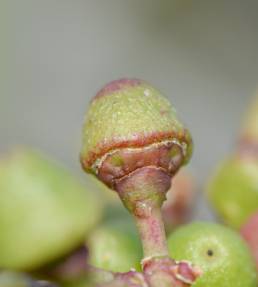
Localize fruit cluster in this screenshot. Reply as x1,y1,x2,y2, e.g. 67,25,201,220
0,79,257,287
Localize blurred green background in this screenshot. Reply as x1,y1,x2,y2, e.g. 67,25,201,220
1,0,258,220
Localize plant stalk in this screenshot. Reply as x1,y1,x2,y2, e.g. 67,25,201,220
134,204,168,259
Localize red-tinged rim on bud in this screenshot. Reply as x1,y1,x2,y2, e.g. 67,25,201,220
81,78,193,189
81,130,192,172
81,131,192,188
93,138,189,188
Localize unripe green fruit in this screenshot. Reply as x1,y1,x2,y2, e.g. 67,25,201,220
80,78,192,189
207,156,258,229
87,219,142,273
168,222,257,287
0,148,102,270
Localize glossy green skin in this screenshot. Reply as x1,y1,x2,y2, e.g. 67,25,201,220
87,219,142,273
207,157,258,229
81,79,192,172
168,222,257,287
0,149,102,270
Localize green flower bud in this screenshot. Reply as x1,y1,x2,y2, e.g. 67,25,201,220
80,79,192,190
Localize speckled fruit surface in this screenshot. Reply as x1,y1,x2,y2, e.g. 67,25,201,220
168,222,257,287
81,78,192,174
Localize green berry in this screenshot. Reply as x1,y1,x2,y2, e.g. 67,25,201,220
168,222,257,287
207,156,258,229
0,148,102,270
87,219,142,272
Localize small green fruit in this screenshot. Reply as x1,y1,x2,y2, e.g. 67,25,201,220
0,148,102,270
207,156,258,229
168,222,257,287
87,219,142,273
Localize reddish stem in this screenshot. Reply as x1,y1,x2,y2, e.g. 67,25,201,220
134,205,168,259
